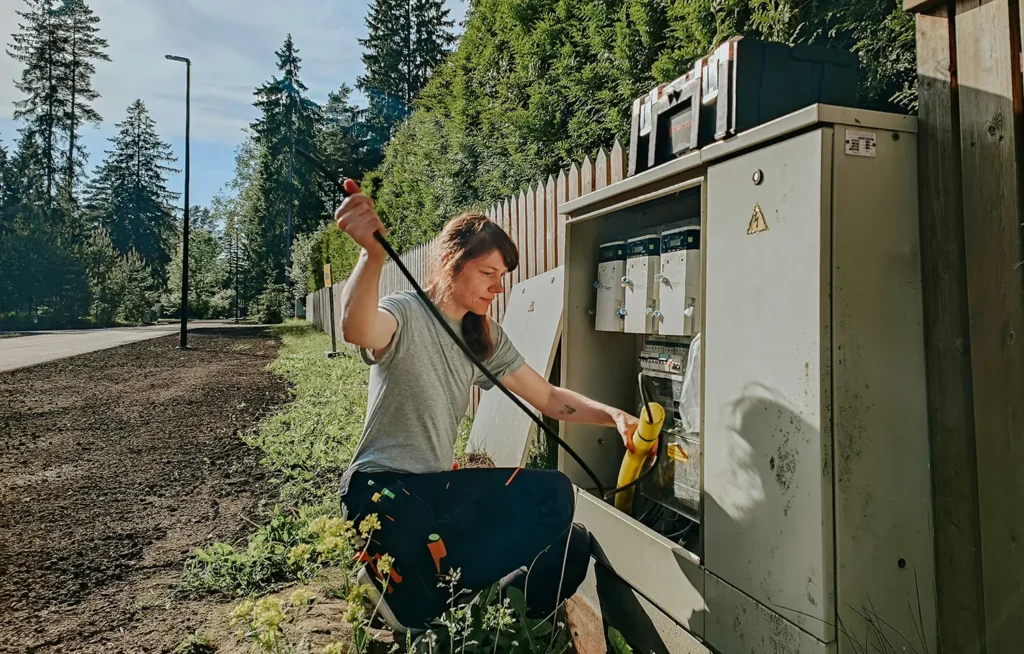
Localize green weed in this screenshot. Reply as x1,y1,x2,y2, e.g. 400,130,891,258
179,500,345,596
172,631,216,654
244,321,369,503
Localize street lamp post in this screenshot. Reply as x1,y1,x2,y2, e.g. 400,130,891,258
166,54,191,349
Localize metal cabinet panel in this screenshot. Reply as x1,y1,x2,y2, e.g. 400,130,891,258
829,127,938,653
575,492,706,636
703,128,836,642
705,572,836,654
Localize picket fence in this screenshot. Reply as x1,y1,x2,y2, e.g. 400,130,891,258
305,139,628,413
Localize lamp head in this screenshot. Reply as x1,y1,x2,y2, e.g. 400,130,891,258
165,54,190,64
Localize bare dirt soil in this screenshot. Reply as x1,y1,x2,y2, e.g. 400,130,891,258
0,328,289,653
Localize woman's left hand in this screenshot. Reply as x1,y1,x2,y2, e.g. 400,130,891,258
612,410,641,454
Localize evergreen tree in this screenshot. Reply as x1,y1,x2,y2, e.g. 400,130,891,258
357,0,455,142
211,192,247,320
318,84,378,181
84,99,179,281
113,249,155,324
164,228,223,318
7,0,67,205
82,225,121,325
251,35,322,286
411,0,457,94
56,0,109,196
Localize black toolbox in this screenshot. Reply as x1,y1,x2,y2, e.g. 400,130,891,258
628,36,860,177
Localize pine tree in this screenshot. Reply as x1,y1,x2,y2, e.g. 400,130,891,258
357,0,455,141
56,0,109,196
82,225,121,325
411,0,456,95
84,100,179,281
114,249,155,324
7,0,67,205
251,35,322,287
318,84,378,180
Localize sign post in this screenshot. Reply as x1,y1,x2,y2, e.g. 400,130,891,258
324,264,341,358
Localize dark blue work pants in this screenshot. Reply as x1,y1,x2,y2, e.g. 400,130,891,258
341,468,591,628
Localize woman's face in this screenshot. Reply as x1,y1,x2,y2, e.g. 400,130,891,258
451,249,508,316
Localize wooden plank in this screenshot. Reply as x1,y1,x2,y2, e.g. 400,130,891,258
468,267,565,466
560,167,576,266
581,155,594,195
595,148,610,190
537,179,549,274
546,175,558,270
501,200,512,305
526,185,537,279
611,140,626,184
509,197,520,288
955,1,1024,650
519,190,529,281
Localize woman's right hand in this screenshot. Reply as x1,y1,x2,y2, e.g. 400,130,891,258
335,179,386,259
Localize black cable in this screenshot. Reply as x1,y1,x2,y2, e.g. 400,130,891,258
297,148,610,496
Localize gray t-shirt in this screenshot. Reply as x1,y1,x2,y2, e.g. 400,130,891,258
341,291,525,494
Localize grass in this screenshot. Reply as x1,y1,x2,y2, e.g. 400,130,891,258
177,320,581,653
243,321,370,504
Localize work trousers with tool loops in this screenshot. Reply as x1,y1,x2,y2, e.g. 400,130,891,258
341,467,592,629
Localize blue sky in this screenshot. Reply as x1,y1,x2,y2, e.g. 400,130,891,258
0,0,466,208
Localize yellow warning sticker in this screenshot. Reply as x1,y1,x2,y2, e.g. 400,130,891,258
748,204,769,235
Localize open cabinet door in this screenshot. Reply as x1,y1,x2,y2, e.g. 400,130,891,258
468,266,565,467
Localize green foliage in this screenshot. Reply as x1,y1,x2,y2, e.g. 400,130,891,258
172,631,216,654
252,284,291,325
163,227,227,318
403,581,572,654
180,502,348,596
243,322,369,502
231,596,290,654
56,0,110,195
299,224,361,297
9,0,109,201
369,0,916,252
287,230,318,301
357,0,456,150
246,35,326,297
607,627,632,654
114,248,156,324
84,99,179,280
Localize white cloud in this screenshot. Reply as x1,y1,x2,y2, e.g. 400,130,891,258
1,0,467,145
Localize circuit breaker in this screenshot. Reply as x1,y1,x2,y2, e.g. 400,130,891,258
638,337,701,524
623,234,661,334
657,226,701,337
595,241,626,332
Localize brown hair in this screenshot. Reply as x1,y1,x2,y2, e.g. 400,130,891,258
424,213,519,359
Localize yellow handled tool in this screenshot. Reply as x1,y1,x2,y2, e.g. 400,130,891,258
614,398,665,513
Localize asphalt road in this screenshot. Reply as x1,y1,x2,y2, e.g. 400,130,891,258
0,321,242,372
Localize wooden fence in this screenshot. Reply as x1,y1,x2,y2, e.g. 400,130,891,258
306,140,628,412
906,1,1024,652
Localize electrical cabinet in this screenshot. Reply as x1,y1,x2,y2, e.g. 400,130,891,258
558,106,937,654
595,241,626,332
623,235,661,334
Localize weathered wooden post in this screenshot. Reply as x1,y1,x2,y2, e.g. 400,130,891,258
907,1,1024,651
